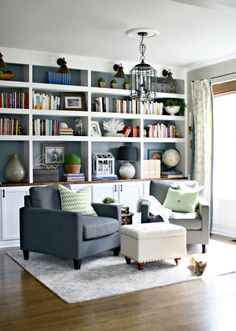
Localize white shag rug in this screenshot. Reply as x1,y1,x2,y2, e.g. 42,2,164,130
7,239,236,304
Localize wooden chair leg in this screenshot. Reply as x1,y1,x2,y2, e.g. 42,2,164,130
125,256,131,264
175,258,180,265
23,250,29,260
202,244,206,253
137,262,144,270
73,259,81,270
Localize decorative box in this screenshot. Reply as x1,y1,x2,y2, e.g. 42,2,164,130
33,169,59,183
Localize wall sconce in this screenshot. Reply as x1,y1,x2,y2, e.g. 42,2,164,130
57,57,70,74
113,63,126,78
162,69,174,84
0,53,7,68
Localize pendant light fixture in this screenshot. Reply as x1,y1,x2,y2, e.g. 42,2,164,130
127,28,159,101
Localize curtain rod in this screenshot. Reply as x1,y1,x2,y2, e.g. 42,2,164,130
211,71,236,80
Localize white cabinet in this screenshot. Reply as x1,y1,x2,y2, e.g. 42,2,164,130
92,181,144,223
0,187,29,246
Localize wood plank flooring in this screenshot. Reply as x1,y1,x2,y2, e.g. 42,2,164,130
1,237,236,331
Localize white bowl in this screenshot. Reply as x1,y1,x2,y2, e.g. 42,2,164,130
164,106,180,115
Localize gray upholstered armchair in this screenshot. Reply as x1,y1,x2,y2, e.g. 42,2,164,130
20,185,121,269
140,180,210,253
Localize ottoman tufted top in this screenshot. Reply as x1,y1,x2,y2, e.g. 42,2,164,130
120,223,186,239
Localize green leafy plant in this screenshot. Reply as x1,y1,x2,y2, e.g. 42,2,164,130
98,77,105,83
163,98,187,115
103,196,116,204
64,153,81,165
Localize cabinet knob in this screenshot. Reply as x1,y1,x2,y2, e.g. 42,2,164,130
114,185,117,192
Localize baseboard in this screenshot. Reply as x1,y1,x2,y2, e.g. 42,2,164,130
0,240,20,249
212,223,236,238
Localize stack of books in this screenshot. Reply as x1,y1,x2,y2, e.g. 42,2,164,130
143,160,161,179
63,173,85,181
59,127,74,135
161,170,184,178
92,174,118,181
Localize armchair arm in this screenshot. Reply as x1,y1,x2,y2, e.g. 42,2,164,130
140,201,164,223
92,203,121,223
199,199,210,243
20,207,86,259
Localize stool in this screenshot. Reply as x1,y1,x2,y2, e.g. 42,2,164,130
120,223,186,270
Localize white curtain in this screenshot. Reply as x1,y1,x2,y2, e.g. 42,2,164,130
191,79,213,201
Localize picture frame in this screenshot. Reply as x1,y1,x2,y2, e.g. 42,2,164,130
43,144,66,165
91,121,102,136
148,149,163,161
62,92,86,111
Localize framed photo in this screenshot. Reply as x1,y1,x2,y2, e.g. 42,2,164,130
62,92,86,111
91,121,102,136
43,144,66,165
148,149,163,161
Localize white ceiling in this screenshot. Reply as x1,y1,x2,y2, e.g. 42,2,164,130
1,0,236,69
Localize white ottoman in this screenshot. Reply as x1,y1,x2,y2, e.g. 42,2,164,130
120,223,186,270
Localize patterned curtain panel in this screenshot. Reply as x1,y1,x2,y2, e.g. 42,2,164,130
191,79,213,201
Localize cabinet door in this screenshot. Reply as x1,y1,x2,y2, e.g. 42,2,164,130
92,183,118,203
0,188,29,240
118,182,144,223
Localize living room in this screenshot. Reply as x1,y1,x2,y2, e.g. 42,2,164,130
1,0,236,330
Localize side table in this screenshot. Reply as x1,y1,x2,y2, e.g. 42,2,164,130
121,212,134,225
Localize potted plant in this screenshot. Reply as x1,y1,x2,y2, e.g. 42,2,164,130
98,77,105,88
64,152,81,174
163,98,186,116
123,79,131,90
110,79,118,89
103,196,116,204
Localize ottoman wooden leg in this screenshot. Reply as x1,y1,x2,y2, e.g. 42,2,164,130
137,262,144,270
125,256,131,264
175,258,181,265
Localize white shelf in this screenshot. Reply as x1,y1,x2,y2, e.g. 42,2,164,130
32,135,88,142
31,83,88,92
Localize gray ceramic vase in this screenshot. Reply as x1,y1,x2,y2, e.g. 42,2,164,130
4,154,26,182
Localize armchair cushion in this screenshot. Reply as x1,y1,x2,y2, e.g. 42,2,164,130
83,217,119,240
58,185,97,216
29,185,63,210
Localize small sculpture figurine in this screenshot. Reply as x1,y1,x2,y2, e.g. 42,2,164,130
103,119,124,136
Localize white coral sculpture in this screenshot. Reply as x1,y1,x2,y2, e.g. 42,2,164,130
103,119,124,134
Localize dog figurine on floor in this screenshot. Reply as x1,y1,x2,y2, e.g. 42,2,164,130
189,253,207,276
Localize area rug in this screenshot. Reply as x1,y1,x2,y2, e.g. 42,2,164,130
7,239,236,304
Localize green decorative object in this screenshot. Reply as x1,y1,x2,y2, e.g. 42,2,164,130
110,79,118,88
163,188,200,213
103,197,116,204
123,79,131,90
163,98,186,115
64,153,81,174
98,77,105,88
4,154,26,182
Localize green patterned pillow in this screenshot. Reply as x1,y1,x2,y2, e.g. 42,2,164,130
163,188,199,213
58,185,97,216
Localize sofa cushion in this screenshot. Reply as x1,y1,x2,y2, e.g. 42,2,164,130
58,185,97,216
29,185,63,210
83,217,119,240
169,216,202,230
163,188,199,213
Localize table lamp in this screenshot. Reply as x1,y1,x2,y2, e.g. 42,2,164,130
117,146,137,179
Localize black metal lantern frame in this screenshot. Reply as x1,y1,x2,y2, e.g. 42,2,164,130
131,32,156,101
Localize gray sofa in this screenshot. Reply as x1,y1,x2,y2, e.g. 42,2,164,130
141,180,210,253
20,185,121,269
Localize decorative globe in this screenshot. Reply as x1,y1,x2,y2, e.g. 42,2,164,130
162,149,180,168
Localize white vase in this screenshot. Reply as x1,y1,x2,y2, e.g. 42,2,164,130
4,154,26,182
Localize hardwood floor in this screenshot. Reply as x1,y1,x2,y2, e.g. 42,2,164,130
1,237,236,331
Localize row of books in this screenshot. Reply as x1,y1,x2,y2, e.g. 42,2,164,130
33,92,61,110
93,97,141,114
33,118,60,136
0,91,29,109
63,173,85,182
46,72,71,85
0,117,22,135
59,127,74,135
142,101,164,115
146,124,176,138
123,125,139,137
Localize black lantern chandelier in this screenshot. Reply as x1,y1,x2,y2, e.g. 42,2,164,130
129,30,157,101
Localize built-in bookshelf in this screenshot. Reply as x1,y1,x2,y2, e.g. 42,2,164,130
0,49,188,184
